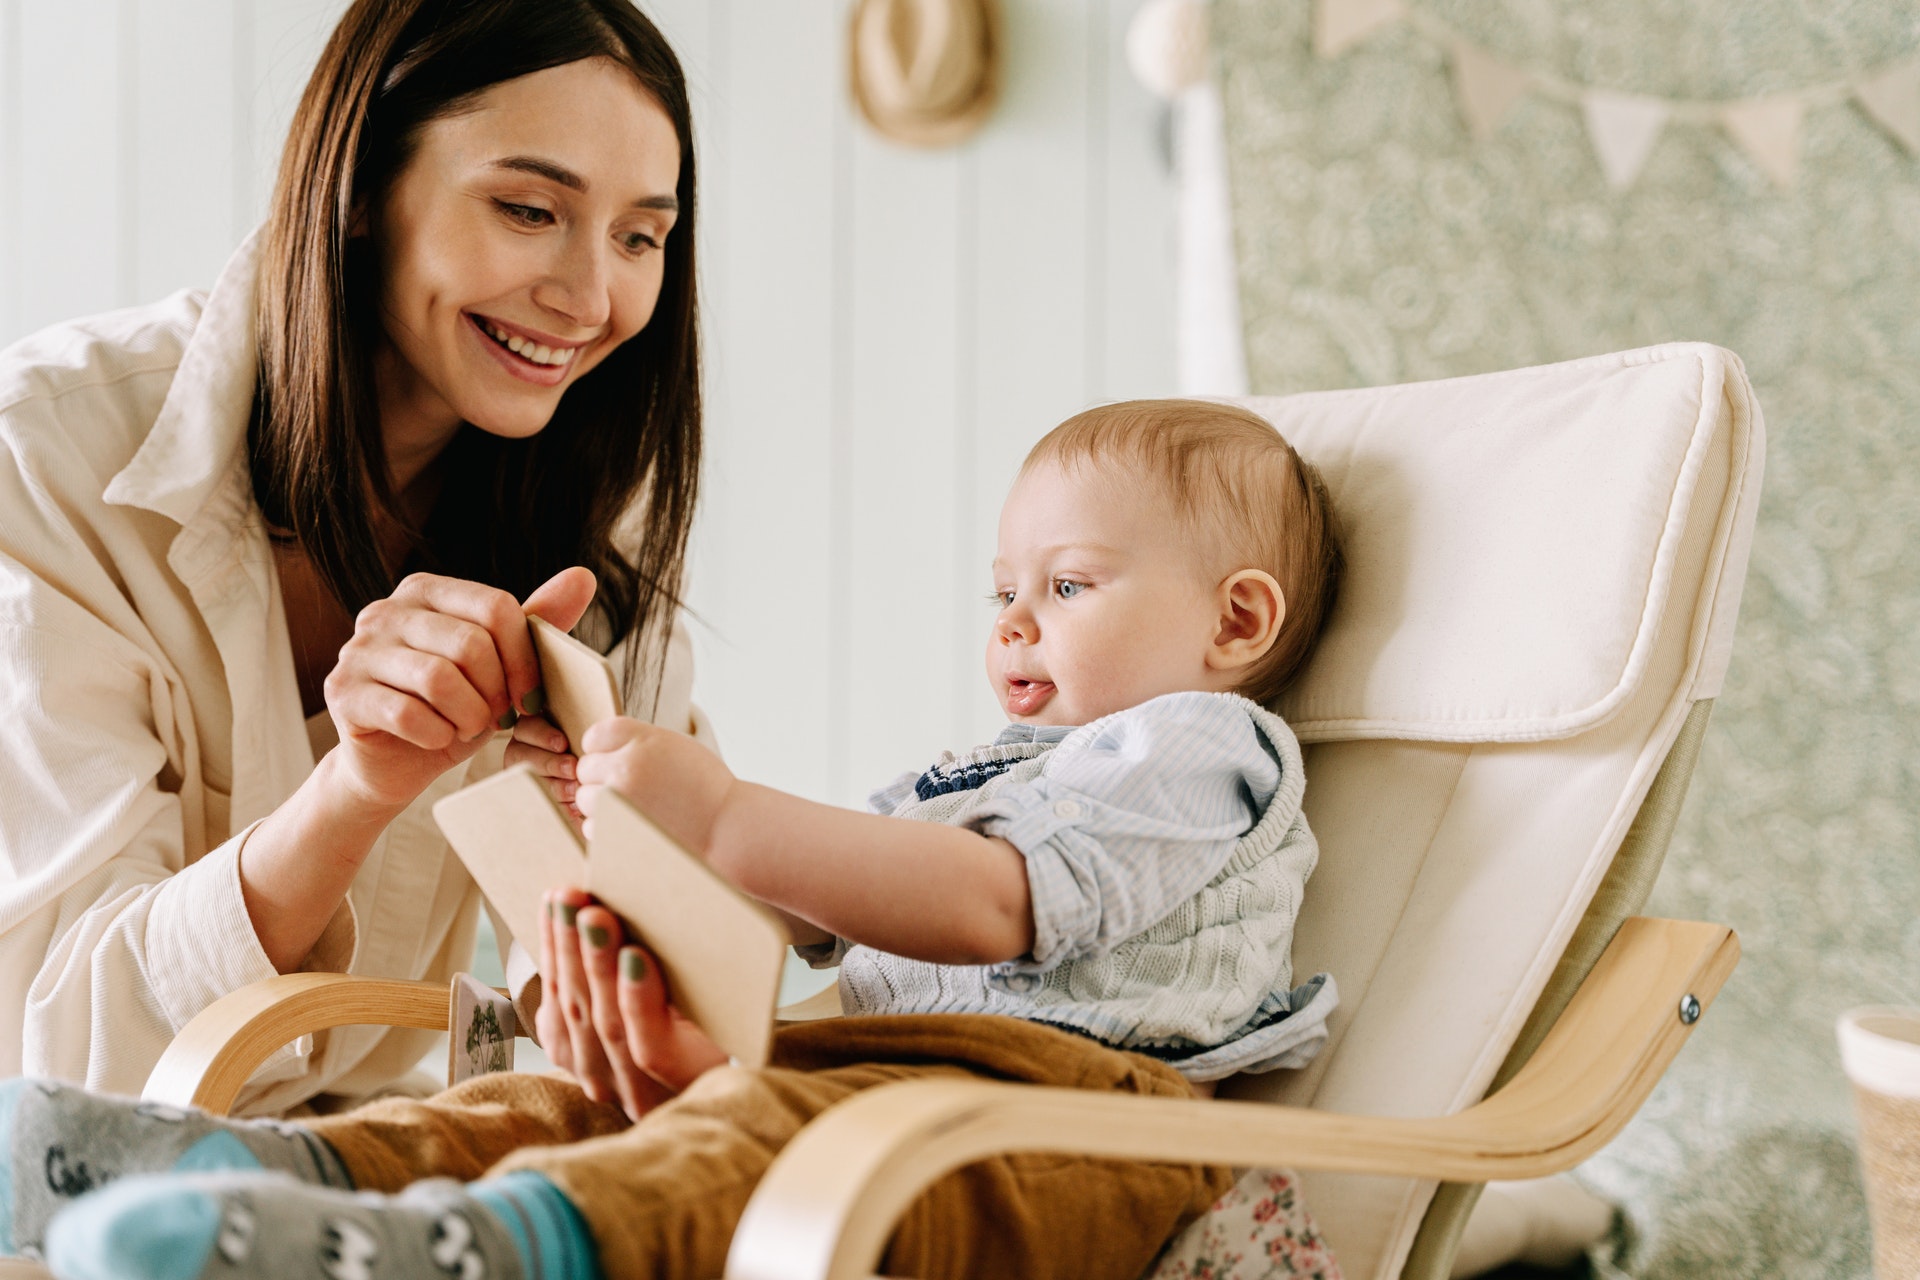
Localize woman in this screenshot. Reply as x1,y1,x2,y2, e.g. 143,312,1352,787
0,0,705,1109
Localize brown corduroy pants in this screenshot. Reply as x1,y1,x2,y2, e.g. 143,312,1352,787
306,1014,1232,1280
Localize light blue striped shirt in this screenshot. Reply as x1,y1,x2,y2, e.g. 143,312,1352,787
803,691,1337,1080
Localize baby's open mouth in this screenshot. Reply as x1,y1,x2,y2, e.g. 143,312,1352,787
1005,677,1056,714
470,313,580,368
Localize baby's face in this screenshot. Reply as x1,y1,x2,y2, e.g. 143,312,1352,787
987,460,1226,726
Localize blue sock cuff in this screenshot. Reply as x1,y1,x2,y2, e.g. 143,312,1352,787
470,1171,601,1280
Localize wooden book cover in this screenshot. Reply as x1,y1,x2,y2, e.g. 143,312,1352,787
527,614,622,752
434,768,789,1066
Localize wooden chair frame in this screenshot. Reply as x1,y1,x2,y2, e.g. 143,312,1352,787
123,915,1735,1280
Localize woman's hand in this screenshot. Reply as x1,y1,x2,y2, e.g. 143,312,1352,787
536,887,730,1120
574,718,735,851
324,567,597,813
504,714,581,825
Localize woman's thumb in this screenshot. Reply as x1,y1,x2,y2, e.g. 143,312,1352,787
524,566,598,632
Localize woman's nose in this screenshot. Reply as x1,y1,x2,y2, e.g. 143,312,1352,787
534,233,612,329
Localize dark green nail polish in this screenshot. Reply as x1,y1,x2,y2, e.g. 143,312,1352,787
497,708,519,731
556,902,578,926
522,687,547,716
583,924,610,949
621,950,647,981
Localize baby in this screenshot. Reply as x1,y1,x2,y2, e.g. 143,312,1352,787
1,399,1343,1280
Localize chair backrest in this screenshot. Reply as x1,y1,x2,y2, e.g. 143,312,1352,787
1216,344,1765,1280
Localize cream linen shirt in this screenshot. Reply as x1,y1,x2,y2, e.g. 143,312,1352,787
0,236,707,1110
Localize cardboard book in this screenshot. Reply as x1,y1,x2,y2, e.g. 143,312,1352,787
431,617,790,1068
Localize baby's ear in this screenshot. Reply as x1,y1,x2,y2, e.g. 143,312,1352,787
1208,570,1286,672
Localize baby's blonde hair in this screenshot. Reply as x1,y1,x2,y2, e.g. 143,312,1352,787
1021,399,1343,706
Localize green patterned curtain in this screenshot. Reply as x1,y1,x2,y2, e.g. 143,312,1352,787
1212,3,1920,1275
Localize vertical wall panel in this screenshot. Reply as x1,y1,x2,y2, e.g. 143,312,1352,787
134,0,239,302
17,0,120,338
1101,0,1178,402
961,0,1098,748
246,0,343,227
0,1,19,343
683,0,844,801
844,133,965,803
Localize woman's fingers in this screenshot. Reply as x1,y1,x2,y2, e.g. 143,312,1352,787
616,941,674,1082
325,675,466,751
577,905,673,1120
389,573,546,715
521,567,599,638
334,643,496,745
618,943,730,1095
535,891,571,1073
389,606,517,726
503,716,578,808
548,890,617,1106
510,713,571,756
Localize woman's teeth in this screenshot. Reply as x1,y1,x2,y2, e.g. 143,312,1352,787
480,318,577,367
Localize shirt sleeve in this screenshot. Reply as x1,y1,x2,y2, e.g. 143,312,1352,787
965,692,1281,972
0,601,353,1095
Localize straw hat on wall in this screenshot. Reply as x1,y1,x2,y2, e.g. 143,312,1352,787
849,0,1000,147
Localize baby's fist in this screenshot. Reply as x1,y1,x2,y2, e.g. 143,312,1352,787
575,717,735,856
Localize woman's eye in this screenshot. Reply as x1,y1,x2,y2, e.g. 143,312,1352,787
620,231,662,254
1054,579,1087,600
497,201,553,227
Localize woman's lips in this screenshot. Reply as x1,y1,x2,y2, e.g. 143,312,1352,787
1004,679,1056,715
465,312,573,386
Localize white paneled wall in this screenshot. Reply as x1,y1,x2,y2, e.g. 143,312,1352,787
0,0,1176,808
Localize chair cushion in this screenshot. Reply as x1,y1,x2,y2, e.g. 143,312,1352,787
1214,344,1763,1280
1258,343,1759,744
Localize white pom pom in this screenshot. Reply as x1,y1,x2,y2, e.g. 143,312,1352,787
1126,0,1211,100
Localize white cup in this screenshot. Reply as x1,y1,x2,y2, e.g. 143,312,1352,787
1838,1006,1920,1280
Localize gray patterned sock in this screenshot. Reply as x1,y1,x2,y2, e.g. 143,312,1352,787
44,1172,531,1280
0,1078,350,1260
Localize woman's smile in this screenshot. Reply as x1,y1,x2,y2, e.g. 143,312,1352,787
464,310,584,386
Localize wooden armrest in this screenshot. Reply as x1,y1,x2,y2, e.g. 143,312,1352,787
723,916,1738,1280
775,983,843,1023
145,971,844,1116
143,974,459,1113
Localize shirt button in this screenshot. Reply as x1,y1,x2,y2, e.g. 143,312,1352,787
1053,800,1082,819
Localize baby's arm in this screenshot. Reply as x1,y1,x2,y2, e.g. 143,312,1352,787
575,718,1036,966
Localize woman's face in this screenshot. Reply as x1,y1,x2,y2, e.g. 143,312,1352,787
370,56,681,457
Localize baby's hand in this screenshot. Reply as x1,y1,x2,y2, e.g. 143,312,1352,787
575,717,735,855
502,713,580,824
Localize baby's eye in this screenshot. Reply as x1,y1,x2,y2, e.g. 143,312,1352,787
1053,579,1088,600
986,590,1014,607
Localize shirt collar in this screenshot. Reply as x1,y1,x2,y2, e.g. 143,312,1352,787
993,722,1077,746
102,229,263,526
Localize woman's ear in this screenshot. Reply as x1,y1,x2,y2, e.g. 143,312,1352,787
1207,569,1286,675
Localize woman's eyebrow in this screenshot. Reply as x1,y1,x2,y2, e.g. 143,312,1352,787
488,155,679,211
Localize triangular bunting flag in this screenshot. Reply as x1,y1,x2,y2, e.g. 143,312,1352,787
1722,97,1804,187
1450,40,1531,139
1313,0,1405,59
1582,91,1669,190
1855,62,1920,154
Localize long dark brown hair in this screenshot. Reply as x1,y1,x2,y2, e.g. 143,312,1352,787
249,0,701,696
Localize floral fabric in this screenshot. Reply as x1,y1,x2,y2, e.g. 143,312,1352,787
1146,1168,1342,1280
1212,2,1920,1275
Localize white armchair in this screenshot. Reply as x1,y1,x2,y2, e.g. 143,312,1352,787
11,342,1765,1280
